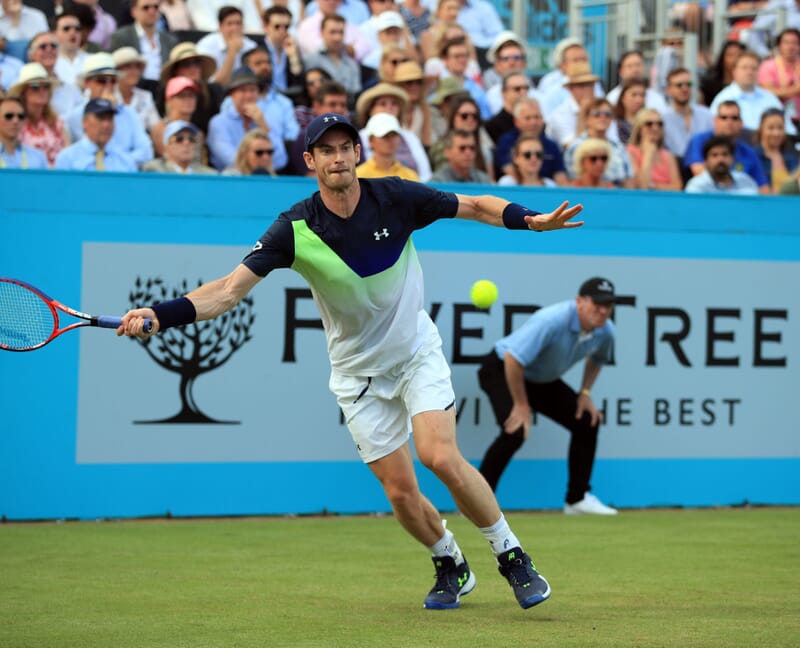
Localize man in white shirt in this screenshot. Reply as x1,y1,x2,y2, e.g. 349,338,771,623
537,38,604,119
109,0,178,83
546,62,600,149
27,31,83,119
197,5,257,87
0,0,48,53
606,51,669,114
661,67,712,161
297,0,372,62
53,11,88,85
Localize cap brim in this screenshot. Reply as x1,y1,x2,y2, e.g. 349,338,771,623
590,295,616,304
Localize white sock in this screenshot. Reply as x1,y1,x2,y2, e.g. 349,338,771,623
479,514,522,557
428,521,465,565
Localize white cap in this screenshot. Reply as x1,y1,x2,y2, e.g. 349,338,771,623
487,30,525,64
365,113,402,138
375,11,404,32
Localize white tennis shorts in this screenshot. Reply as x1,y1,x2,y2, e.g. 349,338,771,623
329,340,456,464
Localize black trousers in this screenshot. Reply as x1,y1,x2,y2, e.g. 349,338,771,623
477,352,599,504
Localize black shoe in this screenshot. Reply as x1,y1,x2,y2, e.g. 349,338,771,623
423,555,476,610
497,547,551,609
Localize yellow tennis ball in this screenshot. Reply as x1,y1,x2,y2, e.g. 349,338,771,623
470,280,498,309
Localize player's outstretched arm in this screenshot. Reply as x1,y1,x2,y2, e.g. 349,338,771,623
118,264,261,338
455,194,584,231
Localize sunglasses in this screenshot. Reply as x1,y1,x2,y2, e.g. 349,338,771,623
520,150,543,160
586,154,609,163
591,110,613,118
139,4,160,10
26,82,51,91
253,148,274,156
717,114,740,121
37,42,59,50
498,54,524,62
3,112,26,121
172,134,197,144
90,76,117,85
456,144,476,152
177,58,204,67
60,24,81,31
671,81,693,88
508,84,530,92
643,120,663,127
456,111,479,120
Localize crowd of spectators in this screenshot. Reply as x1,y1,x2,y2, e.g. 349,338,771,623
1,0,799,194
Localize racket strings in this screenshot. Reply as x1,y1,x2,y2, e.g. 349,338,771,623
0,281,56,350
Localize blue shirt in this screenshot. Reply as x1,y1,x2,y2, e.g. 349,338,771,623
0,143,48,170
0,53,23,91
208,102,256,171
456,0,504,49
685,170,759,195
494,130,565,180
54,137,137,172
495,300,615,383
67,100,154,168
683,130,768,187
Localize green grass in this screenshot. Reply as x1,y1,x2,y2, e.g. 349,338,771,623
1,509,798,647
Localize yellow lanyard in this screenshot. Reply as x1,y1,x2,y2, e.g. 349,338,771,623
0,147,27,169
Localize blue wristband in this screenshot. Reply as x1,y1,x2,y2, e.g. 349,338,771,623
502,202,542,230
152,297,196,331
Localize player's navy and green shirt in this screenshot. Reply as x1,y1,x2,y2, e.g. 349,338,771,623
242,177,459,376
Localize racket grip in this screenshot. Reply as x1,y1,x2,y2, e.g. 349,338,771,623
97,316,154,333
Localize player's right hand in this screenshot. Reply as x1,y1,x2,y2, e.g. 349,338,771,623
118,308,159,338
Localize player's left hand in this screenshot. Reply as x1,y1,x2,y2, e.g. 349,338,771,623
527,201,584,231
576,392,603,426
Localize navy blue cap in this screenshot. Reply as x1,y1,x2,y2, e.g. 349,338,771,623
83,98,117,116
304,113,360,151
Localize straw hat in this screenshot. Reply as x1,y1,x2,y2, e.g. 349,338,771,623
563,62,600,86
355,82,409,125
80,52,120,83
112,46,146,68
393,61,424,83
8,62,57,97
429,76,468,106
159,42,217,84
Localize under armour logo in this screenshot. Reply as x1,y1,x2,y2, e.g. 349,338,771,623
323,115,339,123
374,228,389,240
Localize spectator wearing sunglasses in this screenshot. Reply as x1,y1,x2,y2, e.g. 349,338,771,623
482,31,526,92
570,138,615,188
143,120,216,174
662,67,712,172
222,128,277,176
429,128,492,183
626,108,683,190
9,62,69,166
429,94,493,179
497,133,556,187
0,95,48,169
110,0,179,83
26,31,83,119
53,11,88,86
158,43,222,135
262,6,304,94
361,10,415,73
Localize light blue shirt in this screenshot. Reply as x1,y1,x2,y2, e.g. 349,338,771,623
208,102,255,171
54,136,137,172
685,170,759,195
0,143,48,170
266,40,288,92
495,300,615,383
0,53,23,91
456,0,503,49
463,76,493,120
67,100,154,168
304,0,370,25
663,104,713,158
219,89,300,171
709,83,794,134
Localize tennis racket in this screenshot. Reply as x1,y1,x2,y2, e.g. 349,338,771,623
0,277,152,352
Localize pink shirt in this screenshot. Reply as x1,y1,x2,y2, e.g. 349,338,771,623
626,145,673,186
21,118,68,167
758,57,800,117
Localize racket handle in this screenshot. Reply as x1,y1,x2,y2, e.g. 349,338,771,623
97,316,154,333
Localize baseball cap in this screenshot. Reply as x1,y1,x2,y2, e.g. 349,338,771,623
83,98,117,116
165,76,198,98
305,113,360,151
579,277,616,304
364,113,401,139
163,120,199,145
375,11,404,32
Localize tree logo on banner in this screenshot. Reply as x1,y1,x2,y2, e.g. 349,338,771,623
127,277,255,424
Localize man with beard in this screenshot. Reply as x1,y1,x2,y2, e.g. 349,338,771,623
685,135,759,194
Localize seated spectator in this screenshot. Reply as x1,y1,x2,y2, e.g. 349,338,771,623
54,97,137,171
186,0,267,33
437,36,491,118
304,14,362,100
428,75,469,141
537,38,604,118
757,28,800,125
73,0,117,51
109,0,178,85
626,108,683,190
564,98,634,187
67,53,154,168
421,20,481,87
0,0,48,60
70,2,101,55
546,61,600,149
390,60,430,148
710,50,792,134
208,68,267,170
374,43,412,85
606,51,668,114
0,94,48,169
485,70,535,143
159,43,222,134
613,79,647,144
297,0,372,63
158,0,194,32
150,76,206,161
685,134,759,194
355,80,430,179
397,0,431,45
196,6,258,88
755,107,799,191
305,0,365,25
112,47,159,133
684,100,770,192
662,67,713,171
356,112,419,179
53,11,88,86
494,97,566,184
10,62,69,166
262,6,304,94
482,30,527,93
143,120,217,174
455,0,504,55
27,31,83,120
570,137,615,188
429,128,492,183
418,0,463,61
429,94,492,178
361,10,416,73
747,0,800,59
0,44,23,94
700,40,745,106
779,167,800,193
497,133,556,187
223,128,278,175
294,67,333,129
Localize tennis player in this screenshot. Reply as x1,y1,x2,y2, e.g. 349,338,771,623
119,113,584,611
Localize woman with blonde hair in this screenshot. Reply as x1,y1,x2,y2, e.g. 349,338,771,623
571,138,615,188
222,129,277,176
498,134,557,187
10,63,69,167
626,108,683,190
